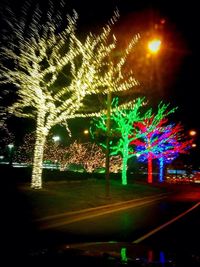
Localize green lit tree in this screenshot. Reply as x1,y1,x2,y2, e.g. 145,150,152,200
91,97,151,185
0,2,140,188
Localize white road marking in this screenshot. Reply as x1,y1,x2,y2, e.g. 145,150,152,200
133,202,200,244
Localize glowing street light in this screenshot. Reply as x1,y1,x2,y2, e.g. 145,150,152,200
146,37,162,95
189,130,197,136
8,143,14,150
83,129,89,135
52,135,60,142
7,143,14,166
147,39,161,54
52,135,60,148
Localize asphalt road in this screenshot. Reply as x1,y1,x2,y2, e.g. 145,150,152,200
4,185,200,266
35,191,200,252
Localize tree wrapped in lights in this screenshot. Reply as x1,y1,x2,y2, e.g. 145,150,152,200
64,141,122,173
154,124,193,182
133,122,193,182
91,97,151,185
14,134,122,173
130,102,176,183
0,2,140,188
13,132,66,166
13,133,34,164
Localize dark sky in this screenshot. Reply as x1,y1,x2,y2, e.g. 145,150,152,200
1,0,199,140
73,0,199,131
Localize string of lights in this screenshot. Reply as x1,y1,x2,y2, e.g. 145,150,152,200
0,2,140,188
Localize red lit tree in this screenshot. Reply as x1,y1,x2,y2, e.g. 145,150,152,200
130,102,176,183
132,121,193,182
154,124,193,182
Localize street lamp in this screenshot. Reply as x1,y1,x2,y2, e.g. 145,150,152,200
8,143,14,150
189,130,197,137
147,37,162,96
52,135,60,143
189,130,197,148
147,39,161,54
83,129,89,135
8,143,14,166
105,91,111,198
52,136,60,169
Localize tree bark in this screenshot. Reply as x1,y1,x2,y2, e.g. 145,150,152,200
31,114,47,189
148,152,153,183
159,157,164,182
121,141,129,185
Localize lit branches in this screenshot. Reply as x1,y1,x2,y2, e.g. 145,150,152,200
91,97,150,185
130,102,179,183
0,2,140,189
14,134,122,173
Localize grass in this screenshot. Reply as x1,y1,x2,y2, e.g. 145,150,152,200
17,178,168,219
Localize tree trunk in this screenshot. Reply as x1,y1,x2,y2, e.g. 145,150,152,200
105,91,112,197
159,157,164,182
148,152,153,183
31,115,47,189
121,141,129,185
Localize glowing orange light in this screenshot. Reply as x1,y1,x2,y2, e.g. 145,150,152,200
189,130,196,136
192,143,197,148
83,129,89,135
148,39,161,54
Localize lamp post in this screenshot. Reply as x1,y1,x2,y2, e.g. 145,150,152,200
52,135,60,169
83,129,89,135
189,130,197,137
8,143,14,166
52,135,60,145
147,38,162,95
105,91,111,198
189,130,197,148
146,38,161,183
147,39,161,54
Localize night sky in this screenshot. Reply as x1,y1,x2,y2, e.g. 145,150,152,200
0,0,199,145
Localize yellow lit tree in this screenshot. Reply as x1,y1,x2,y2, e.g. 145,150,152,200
0,2,139,188
13,134,122,173
64,141,122,173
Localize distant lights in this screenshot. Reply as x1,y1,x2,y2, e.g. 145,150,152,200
8,143,14,149
189,130,197,136
52,135,60,142
83,129,89,135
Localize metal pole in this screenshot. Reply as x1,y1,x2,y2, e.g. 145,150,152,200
105,91,111,197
